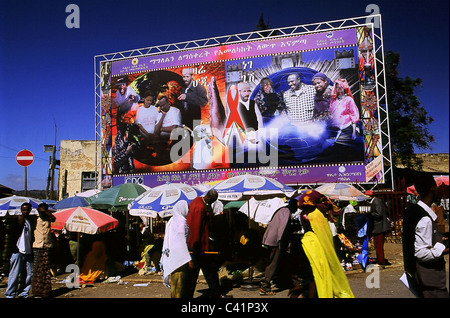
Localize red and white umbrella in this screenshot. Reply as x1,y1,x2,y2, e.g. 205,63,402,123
407,176,449,197
51,206,118,235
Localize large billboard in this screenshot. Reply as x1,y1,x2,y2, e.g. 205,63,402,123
97,17,389,188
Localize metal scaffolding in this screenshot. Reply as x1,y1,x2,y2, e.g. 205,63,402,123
94,14,393,191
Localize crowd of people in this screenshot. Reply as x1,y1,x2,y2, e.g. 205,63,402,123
2,203,55,298
1,174,447,299
157,177,448,299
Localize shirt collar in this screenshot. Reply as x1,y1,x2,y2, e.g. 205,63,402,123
418,200,437,221
288,88,302,96
240,98,250,110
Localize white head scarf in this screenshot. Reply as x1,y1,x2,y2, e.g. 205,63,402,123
160,200,191,287
172,200,189,218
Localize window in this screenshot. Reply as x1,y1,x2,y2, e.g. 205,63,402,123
81,171,97,192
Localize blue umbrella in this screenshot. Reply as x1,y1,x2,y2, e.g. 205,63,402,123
0,195,42,216
209,174,295,201
209,174,294,288
54,195,90,210
128,183,203,218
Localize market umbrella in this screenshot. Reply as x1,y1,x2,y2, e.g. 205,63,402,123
407,176,449,197
41,199,57,208
209,174,295,201
51,206,118,267
128,182,203,218
89,183,148,254
0,195,43,216
51,206,118,234
54,195,90,210
238,197,286,225
209,174,295,289
76,189,101,198
89,183,147,211
314,183,368,201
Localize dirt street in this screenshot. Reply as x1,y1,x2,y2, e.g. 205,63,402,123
0,242,447,302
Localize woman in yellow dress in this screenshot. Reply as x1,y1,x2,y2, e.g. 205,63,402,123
298,190,354,298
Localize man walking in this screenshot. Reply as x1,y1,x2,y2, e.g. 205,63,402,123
366,190,391,267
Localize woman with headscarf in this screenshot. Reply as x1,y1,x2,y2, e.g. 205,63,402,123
328,78,360,143
298,190,354,298
160,200,192,298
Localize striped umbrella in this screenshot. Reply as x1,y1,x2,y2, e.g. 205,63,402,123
209,174,295,201
0,195,43,216
128,183,202,218
51,206,118,267
51,206,118,235
314,183,368,201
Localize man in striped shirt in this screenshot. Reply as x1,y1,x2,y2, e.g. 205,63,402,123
283,73,316,123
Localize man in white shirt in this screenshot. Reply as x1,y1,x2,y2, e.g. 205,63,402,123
402,174,449,298
155,95,181,139
4,203,36,298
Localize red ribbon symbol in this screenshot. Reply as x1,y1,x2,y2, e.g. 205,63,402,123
223,85,246,144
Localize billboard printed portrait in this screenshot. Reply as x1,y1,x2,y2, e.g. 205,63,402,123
101,26,382,187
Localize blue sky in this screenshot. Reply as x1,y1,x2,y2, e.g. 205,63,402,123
0,0,448,191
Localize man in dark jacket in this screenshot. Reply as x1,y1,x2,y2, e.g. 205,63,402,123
178,68,208,131
366,190,391,267
4,203,36,298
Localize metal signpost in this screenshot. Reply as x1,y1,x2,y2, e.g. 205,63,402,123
16,149,34,196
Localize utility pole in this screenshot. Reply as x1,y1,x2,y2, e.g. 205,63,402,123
45,123,58,200
50,123,57,200
46,155,51,199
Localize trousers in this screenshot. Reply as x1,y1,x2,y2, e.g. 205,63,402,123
4,253,33,298
373,233,386,265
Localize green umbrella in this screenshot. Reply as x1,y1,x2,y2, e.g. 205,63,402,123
223,200,246,209
89,183,147,211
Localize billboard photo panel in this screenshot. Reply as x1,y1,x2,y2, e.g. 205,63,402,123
96,16,389,188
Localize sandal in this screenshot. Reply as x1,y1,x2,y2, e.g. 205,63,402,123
259,288,276,296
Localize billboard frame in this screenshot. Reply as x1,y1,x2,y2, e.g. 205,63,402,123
94,14,393,191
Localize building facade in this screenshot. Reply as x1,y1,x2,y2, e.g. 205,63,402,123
58,140,99,200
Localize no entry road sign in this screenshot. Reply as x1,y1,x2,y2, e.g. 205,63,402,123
16,149,34,167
